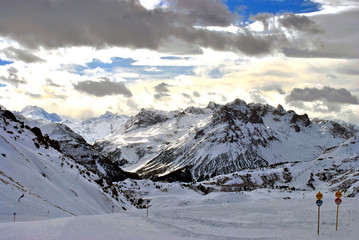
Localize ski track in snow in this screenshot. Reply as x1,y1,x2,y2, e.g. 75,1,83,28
1,190,358,240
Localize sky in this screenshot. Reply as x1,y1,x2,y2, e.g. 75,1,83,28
0,0,358,125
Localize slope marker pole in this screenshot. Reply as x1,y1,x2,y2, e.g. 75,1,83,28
336,204,339,231
335,191,342,231
315,192,323,235
318,206,320,235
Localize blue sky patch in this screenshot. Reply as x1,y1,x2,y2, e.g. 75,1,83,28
225,0,321,21
74,57,195,81
160,56,192,61
0,59,13,66
0,83,7,87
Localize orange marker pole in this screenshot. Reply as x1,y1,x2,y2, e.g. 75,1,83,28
336,204,339,231
335,191,342,231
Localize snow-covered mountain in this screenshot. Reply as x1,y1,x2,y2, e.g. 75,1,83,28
19,106,129,144
63,111,129,144
19,106,62,122
95,99,358,182
0,107,134,220
94,106,213,169
190,135,359,196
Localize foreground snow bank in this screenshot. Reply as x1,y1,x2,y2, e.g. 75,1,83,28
1,190,358,240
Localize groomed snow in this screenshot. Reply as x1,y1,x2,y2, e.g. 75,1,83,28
1,189,358,240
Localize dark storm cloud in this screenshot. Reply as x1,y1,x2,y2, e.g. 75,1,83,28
284,10,359,59
250,12,322,34
278,13,323,34
0,67,27,87
2,47,44,63
285,86,359,105
250,13,274,30
170,0,236,27
74,80,132,97
0,0,321,57
154,82,171,99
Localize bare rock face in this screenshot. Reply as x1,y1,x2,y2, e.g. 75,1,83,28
249,110,264,124
290,113,311,127
125,108,169,131
330,122,354,139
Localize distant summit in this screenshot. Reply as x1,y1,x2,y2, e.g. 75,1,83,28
17,105,129,144
19,106,62,122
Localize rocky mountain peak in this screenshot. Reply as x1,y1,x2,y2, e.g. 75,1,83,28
213,99,263,125
99,111,116,119
206,101,220,111
125,108,169,131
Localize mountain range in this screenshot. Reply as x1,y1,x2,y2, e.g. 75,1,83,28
3,99,359,199
94,99,358,182
17,106,129,144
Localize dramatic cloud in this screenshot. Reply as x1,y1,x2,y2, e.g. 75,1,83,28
284,10,359,59
286,86,359,106
169,0,236,27
2,47,44,63
250,13,274,30
154,82,171,99
0,0,323,56
74,80,132,97
278,13,323,34
0,67,27,87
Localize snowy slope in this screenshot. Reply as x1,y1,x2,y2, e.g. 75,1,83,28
0,108,132,221
1,103,358,239
1,184,358,240
13,114,135,182
185,135,359,197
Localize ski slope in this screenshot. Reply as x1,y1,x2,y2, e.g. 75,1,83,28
0,189,358,240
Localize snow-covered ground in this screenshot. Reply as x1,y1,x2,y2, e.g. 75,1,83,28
2,103,357,240
1,188,358,240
